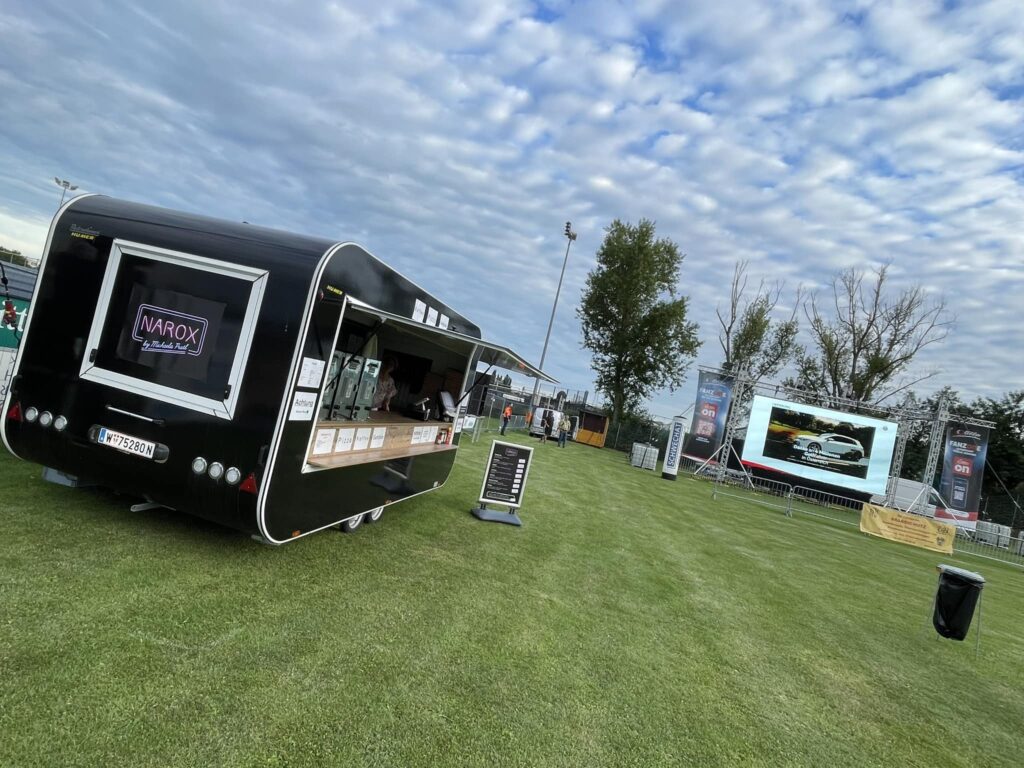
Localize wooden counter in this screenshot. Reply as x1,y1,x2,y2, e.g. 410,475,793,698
307,441,456,469
305,412,458,468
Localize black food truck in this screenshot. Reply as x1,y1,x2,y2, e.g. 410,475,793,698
1,196,552,544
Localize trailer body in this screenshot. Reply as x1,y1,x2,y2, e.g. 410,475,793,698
2,196,549,543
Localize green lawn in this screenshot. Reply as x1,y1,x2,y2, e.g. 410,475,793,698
1,435,1022,767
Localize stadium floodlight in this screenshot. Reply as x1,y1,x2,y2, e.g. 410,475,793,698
54,177,79,208
530,221,577,409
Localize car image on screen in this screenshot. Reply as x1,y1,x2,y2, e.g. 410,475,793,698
792,433,864,461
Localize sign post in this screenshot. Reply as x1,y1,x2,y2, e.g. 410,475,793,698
470,440,534,526
661,414,687,480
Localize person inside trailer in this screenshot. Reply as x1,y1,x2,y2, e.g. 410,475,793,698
372,357,398,412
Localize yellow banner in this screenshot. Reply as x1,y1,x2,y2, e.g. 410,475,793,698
859,503,955,554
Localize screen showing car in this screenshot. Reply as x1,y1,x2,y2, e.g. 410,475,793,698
741,395,899,494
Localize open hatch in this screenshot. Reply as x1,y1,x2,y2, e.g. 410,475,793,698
302,296,555,471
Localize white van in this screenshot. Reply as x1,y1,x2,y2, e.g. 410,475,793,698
529,407,565,439
870,478,947,517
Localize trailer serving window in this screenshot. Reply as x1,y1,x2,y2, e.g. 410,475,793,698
79,240,267,419
302,297,555,472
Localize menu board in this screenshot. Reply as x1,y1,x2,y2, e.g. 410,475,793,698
478,440,534,508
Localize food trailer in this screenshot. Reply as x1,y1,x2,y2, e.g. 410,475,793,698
1,196,552,544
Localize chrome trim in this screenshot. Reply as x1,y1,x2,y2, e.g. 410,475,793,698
105,405,158,423
78,239,268,421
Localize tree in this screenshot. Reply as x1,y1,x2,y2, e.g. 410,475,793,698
790,263,953,405
717,260,801,385
971,390,1024,494
577,218,700,423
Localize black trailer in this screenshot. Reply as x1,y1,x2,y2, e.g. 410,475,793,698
1,196,552,544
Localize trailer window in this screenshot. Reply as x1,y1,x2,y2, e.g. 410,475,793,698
80,240,267,419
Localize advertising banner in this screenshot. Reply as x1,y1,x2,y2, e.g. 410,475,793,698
661,414,687,480
1,297,29,349
859,504,955,555
741,396,899,495
935,422,989,531
681,371,734,462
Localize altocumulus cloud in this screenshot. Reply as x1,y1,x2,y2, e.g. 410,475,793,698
1,0,1022,415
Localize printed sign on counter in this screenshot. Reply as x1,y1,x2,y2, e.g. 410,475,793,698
354,428,372,451
370,427,387,449
335,428,355,452
312,428,336,455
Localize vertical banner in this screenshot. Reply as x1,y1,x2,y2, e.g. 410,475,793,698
661,414,687,480
681,371,734,462
936,422,989,531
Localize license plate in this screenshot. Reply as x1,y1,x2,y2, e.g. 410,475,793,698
97,427,156,460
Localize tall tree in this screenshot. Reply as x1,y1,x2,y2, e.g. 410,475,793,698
578,219,700,423
971,390,1024,494
791,263,953,405
717,260,801,385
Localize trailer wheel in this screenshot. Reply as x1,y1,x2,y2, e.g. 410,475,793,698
339,514,364,533
366,506,385,523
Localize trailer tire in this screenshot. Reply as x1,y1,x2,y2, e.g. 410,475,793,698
339,514,364,533
366,506,384,524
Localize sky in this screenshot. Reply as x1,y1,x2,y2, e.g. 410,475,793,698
2,0,1022,420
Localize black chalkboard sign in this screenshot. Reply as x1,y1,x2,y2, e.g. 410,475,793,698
479,440,534,508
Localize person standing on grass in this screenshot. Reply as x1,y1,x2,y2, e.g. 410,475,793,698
541,411,553,443
501,404,513,435
557,413,571,448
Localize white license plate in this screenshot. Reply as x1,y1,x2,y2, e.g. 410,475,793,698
97,427,156,460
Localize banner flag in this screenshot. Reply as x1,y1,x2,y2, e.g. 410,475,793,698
860,504,955,554
661,414,687,480
681,371,734,462
935,422,989,531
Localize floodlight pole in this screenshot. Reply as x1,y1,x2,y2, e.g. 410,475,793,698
530,221,577,409
54,177,78,209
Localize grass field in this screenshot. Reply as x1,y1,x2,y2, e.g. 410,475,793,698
1,433,1023,767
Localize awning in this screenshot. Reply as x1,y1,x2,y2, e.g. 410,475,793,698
346,297,557,383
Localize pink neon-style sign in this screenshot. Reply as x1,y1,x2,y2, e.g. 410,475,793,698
131,303,209,356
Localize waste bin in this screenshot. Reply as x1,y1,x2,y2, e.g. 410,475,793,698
932,564,985,641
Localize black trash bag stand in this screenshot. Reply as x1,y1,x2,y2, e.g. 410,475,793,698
928,564,985,656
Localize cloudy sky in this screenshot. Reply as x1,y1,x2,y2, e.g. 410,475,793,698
2,0,1022,418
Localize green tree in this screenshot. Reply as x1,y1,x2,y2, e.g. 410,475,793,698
971,390,1024,494
717,260,801,409
577,219,700,423
791,263,952,405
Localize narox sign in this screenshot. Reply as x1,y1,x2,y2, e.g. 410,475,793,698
662,415,687,481
132,304,208,356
